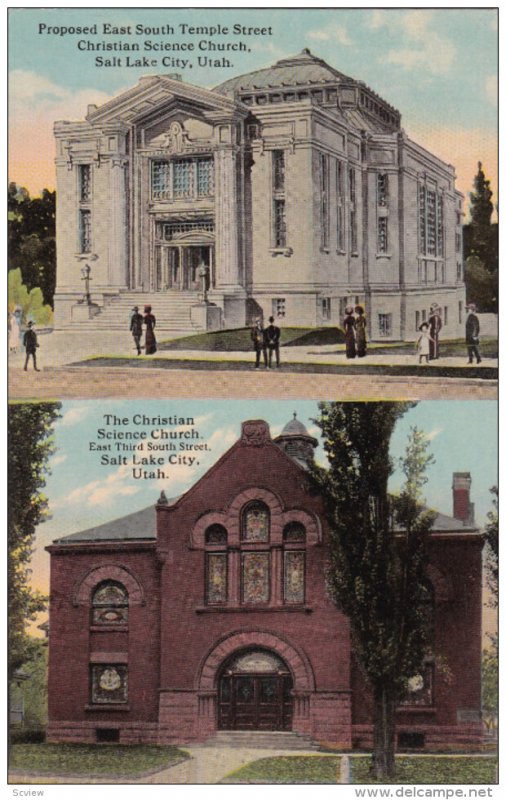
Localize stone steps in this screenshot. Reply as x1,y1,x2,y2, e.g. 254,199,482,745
70,292,206,333
201,730,319,750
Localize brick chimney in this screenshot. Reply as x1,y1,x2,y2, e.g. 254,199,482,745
452,472,474,525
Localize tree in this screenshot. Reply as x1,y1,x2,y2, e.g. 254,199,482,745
8,403,61,678
311,403,436,779
463,163,498,312
483,486,498,608
8,183,56,308
482,639,498,735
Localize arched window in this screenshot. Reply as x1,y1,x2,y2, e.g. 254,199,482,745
205,525,228,604
283,523,306,604
92,581,129,625
241,501,270,542
205,524,228,544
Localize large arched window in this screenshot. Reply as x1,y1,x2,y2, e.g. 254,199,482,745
283,523,306,604
91,581,129,625
205,525,228,605
241,501,270,542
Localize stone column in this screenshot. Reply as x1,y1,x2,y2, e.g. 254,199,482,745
108,156,128,287
214,147,241,291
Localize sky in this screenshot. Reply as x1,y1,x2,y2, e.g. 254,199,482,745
8,5,498,215
29,399,497,609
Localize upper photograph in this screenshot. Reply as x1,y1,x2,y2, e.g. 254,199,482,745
8,7,498,400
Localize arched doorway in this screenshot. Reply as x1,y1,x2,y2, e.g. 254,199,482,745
218,649,293,731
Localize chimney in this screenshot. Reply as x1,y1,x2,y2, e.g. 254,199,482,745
452,472,474,525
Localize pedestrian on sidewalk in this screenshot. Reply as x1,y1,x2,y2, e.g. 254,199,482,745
428,303,442,360
265,316,281,368
354,305,367,357
465,303,482,364
416,322,434,365
143,305,157,355
130,305,144,355
251,317,267,369
343,306,356,359
23,321,40,371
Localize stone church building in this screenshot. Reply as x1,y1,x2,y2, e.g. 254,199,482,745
46,417,483,748
53,49,466,339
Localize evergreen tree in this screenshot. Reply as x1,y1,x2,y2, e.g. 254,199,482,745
464,163,498,311
311,403,436,779
8,403,61,677
483,487,498,608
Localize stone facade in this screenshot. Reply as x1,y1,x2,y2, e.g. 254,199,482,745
53,50,465,339
46,417,483,749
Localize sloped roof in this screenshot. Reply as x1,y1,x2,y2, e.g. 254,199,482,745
215,49,352,96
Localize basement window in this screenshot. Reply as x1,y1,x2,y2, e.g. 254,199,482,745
96,728,120,743
398,732,425,750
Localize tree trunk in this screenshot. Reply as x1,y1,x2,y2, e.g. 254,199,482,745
372,684,397,779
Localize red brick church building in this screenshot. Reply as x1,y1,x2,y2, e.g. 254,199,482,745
46,417,483,749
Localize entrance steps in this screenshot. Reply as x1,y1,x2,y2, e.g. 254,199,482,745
66,291,206,335
201,731,319,750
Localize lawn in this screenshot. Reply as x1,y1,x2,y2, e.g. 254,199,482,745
160,327,345,351
221,755,498,785
221,755,341,784
9,743,189,777
352,756,498,784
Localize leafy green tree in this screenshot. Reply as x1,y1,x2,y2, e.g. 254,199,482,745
482,639,498,734
463,163,498,312
19,639,48,728
8,268,53,326
8,403,61,678
311,403,436,779
483,487,498,608
8,183,56,308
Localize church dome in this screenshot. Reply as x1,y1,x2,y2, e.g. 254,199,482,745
281,413,312,437
274,413,318,468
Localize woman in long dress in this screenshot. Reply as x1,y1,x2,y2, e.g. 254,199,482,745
143,305,157,354
355,305,367,357
343,305,356,359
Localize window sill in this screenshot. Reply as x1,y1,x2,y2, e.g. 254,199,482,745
397,706,436,714
85,704,130,712
269,247,293,257
90,625,128,633
376,253,392,259
196,605,313,613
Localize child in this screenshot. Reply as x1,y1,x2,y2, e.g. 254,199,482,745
416,322,434,365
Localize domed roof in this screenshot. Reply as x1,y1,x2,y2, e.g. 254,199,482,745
214,48,352,96
281,412,311,437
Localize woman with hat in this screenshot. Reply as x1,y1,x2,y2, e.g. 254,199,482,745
343,305,356,359
354,305,367,358
143,305,157,355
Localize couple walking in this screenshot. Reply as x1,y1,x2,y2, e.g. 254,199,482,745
130,305,157,355
343,305,367,359
251,316,281,369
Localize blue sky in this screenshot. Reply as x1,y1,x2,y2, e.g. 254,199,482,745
9,5,498,208
30,399,497,598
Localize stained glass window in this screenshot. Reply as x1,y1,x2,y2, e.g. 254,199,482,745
284,551,305,603
399,663,434,707
92,581,128,625
242,503,269,542
242,553,270,604
206,553,227,604
91,664,128,704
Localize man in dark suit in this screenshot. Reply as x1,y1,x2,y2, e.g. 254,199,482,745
23,321,40,371
428,303,442,360
465,303,482,364
265,315,281,368
130,305,144,355
251,317,267,369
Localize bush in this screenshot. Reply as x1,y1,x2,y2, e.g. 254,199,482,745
8,268,53,327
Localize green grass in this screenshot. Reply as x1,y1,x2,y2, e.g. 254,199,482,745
352,756,497,784
9,743,189,777
160,327,345,351
221,755,341,783
221,755,498,785
365,338,498,358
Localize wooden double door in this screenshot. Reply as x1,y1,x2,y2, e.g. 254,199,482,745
218,673,293,731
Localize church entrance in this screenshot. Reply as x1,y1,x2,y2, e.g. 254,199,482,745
217,650,293,731
154,245,213,292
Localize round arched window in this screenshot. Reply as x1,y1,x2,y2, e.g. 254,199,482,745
241,501,270,542
92,581,129,625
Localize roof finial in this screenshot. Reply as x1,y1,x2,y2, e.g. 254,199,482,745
158,490,168,506
293,411,297,420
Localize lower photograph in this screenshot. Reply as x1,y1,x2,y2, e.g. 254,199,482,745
8,399,497,786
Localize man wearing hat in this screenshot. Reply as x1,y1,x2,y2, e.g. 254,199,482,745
265,315,281,368
23,321,40,371
130,305,144,355
465,303,482,364
428,303,442,360
250,316,267,369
